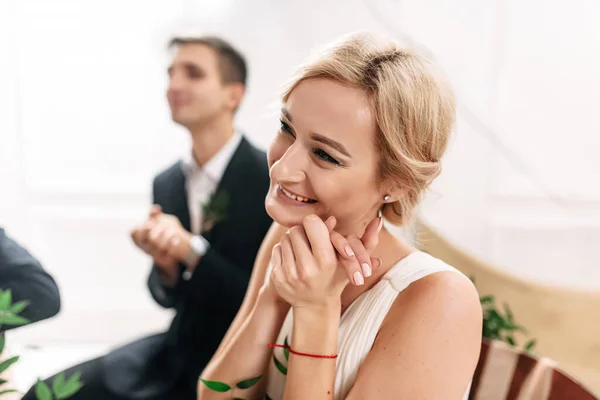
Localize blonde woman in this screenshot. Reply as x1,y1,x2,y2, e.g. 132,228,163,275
197,32,482,399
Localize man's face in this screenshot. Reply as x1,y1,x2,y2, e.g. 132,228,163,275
166,43,235,128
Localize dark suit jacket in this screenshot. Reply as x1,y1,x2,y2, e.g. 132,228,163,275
104,136,272,398
0,228,61,332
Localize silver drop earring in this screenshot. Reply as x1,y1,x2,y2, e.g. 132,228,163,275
383,195,391,202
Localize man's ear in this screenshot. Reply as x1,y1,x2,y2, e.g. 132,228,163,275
227,82,245,111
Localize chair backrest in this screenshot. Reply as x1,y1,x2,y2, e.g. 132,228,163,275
469,339,598,399
415,220,600,394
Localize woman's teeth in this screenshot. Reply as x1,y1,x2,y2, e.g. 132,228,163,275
278,184,316,203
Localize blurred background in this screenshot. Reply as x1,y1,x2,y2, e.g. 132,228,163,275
1,0,599,395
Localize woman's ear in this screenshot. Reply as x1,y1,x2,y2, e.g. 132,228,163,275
380,183,406,204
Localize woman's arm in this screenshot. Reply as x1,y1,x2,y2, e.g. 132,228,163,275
283,304,340,399
198,285,290,399
209,222,287,362
198,223,289,399
273,216,381,400
201,216,380,399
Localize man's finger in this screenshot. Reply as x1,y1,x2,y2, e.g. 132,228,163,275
157,228,175,252
149,205,162,218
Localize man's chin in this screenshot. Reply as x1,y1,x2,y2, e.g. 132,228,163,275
171,112,199,127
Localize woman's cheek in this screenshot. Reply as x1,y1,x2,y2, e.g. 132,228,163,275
267,136,288,168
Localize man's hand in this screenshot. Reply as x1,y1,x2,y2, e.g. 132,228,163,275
131,205,192,287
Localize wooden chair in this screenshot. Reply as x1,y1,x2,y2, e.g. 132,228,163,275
415,220,600,396
470,339,598,399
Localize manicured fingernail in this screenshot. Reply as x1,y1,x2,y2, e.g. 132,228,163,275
345,245,355,257
362,263,372,277
378,217,383,232
353,271,364,286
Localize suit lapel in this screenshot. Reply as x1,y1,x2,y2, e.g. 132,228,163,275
201,137,251,242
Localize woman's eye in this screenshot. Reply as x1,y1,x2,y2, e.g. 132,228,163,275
279,120,294,137
313,148,340,165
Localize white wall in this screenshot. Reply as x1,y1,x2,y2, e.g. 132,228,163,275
0,0,598,345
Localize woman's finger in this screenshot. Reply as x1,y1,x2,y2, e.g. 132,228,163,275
324,216,337,232
360,216,382,253
347,235,372,279
302,215,336,268
280,234,299,282
329,230,363,285
329,230,356,260
288,226,313,278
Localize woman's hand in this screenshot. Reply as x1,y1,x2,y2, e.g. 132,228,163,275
327,215,382,286
269,214,381,309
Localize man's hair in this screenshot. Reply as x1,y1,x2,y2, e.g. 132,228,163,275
169,35,247,86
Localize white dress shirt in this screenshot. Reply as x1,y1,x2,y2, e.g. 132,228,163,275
181,132,242,235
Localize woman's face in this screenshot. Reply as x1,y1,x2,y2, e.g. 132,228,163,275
265,77,385,234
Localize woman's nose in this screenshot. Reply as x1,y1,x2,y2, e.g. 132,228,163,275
272,143,307,183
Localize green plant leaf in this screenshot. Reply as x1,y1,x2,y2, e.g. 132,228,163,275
10,300,30,315
500,319,518,331
283,336,290,361
505,335,516,346
0,334,5,355
0,379,6,386
236,375,262,390
52,372,66,397
0,389,18,395
524,339,537,353
0,356,19,374
35,380,53,400
484,309,504,335
503,303,514,322
0,291,11,311
0,314,29,326
273,354,287,375
480,295,494,305
200,379,231,392
55,371,83,399
513,323,527,334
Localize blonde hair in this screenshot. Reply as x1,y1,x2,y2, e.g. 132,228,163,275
281,32,456,226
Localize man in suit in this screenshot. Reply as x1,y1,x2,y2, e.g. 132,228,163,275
23,35,272,400
0,227,61,332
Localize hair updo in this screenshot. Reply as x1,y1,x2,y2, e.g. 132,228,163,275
281,32,456,226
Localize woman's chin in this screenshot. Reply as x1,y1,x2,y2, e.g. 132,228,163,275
265,199,311,228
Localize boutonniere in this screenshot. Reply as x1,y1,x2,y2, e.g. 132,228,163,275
201,189,229,232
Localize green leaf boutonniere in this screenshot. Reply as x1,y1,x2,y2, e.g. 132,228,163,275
201,190,229,233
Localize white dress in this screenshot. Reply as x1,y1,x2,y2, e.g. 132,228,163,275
264,251,471,400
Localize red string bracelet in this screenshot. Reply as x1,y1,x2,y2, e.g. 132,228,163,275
269,343,338,359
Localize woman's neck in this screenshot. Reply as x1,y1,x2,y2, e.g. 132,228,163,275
340,229,415,315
